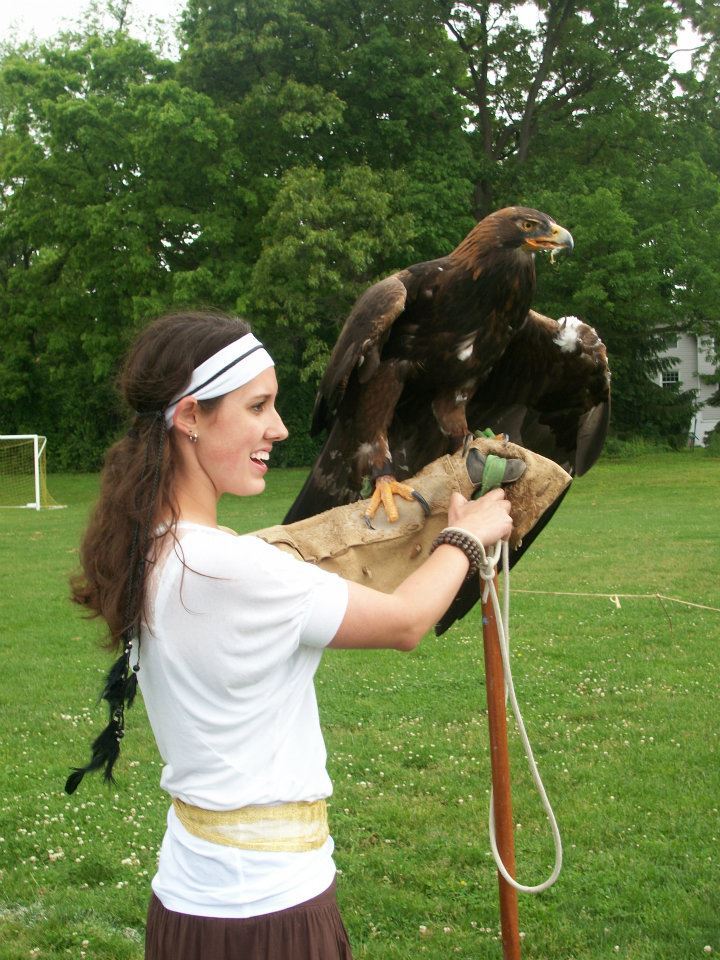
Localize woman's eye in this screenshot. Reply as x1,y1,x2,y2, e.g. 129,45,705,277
251,402,265,412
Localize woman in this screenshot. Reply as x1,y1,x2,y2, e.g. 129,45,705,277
69,310,512,959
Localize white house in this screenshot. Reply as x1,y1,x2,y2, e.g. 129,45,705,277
655,333,719,445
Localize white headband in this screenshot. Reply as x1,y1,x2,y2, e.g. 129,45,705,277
164,333,274,427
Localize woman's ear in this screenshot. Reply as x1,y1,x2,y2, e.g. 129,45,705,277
173,396,200,438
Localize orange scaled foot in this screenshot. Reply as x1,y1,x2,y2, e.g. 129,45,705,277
364,476,417,524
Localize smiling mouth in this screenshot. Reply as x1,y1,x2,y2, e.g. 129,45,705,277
250,451,270,466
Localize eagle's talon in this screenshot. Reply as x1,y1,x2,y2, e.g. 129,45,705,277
412,490,431,517
363,515,375,530
364,475,417,523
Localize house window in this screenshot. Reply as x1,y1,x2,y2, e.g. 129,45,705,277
662,371,680,388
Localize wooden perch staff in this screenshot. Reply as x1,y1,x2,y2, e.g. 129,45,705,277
482,571,521,959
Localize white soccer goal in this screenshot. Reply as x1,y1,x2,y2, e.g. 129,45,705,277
0,435,63,510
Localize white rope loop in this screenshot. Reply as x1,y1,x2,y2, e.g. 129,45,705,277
464,532,563,894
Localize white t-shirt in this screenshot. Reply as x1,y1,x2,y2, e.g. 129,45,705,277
137,521,349,918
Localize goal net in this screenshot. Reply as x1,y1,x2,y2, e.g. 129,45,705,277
0,435,62,510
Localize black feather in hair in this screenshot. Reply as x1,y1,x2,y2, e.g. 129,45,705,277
125,670,139,708
64,651,131,794
65,410,166,795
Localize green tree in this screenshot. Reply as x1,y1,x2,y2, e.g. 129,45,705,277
178,0,720,444
443,0,685,213
178,0,476,253
178,0,478,461
2,0,717,461
0,30,243,466
439,0,719,439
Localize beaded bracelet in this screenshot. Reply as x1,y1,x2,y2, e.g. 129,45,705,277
430,526,486,579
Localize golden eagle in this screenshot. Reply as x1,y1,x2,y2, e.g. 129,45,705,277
284,207,610,560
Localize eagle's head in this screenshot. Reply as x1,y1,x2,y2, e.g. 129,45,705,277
451,206,574,269
491,206,574,257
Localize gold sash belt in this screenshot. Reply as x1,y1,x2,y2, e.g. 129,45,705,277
172,797,329,853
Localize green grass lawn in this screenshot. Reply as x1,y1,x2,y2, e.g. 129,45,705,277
1,452,718,959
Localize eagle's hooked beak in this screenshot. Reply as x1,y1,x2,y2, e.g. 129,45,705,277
524,223,574,256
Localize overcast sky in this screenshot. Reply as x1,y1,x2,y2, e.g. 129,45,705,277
1,0,185,46
1,0,697,71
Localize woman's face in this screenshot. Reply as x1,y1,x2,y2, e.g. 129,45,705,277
194,367,289,499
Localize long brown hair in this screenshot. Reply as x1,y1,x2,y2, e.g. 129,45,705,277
65,311,252,794
71,310,251,650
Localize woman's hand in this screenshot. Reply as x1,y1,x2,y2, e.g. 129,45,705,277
446,488,513,546
330,487,513,652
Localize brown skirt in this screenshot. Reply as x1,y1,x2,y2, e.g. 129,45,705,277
145,879,353,960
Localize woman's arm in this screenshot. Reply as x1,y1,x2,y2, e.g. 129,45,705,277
329,488,512,651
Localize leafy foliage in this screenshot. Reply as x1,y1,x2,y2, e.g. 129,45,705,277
0,32,245,466
704,421,720,453
0,1,718,466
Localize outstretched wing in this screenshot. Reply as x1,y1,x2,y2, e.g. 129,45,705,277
311,274,408,434
435,311,610,635
467,310,610,476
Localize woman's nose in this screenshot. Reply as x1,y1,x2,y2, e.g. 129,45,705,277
268,411,289,441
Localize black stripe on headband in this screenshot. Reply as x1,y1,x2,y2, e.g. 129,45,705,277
176,343,266,404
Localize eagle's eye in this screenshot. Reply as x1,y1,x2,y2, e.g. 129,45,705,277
522,219,537,231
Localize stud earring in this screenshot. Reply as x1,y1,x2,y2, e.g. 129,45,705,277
189,431,198,444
